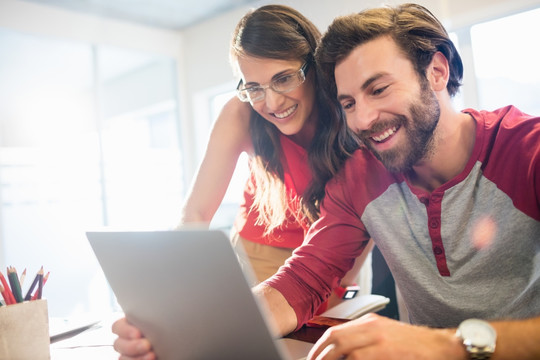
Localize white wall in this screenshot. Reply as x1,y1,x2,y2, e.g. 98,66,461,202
0,0,183,55
0,0,195,173
181,0,540,89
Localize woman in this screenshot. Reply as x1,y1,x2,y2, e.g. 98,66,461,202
113,5,372,358
179,5,368,289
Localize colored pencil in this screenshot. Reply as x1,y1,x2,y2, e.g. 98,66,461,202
0,283,8,306
0,270,15,305
24,267,43,301
19,268,27,287
7,266,23,303
36,271,43,299
32,271,49,300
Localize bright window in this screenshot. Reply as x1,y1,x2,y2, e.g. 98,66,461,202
471,8,540,115
0,29,183,317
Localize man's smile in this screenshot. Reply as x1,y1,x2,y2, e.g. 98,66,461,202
371,125,400,142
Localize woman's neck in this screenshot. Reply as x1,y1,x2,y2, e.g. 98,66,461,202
288,107,318,149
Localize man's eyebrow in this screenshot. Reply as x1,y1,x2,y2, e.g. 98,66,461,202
337,72,387,101
361,72,386,91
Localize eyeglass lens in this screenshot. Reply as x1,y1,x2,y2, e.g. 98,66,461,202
237,63,307,103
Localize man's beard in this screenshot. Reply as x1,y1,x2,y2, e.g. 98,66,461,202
359,82,441,173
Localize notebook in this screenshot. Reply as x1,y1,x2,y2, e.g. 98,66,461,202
87,229,313,360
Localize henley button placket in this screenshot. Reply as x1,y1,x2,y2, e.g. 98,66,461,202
425,192,450,276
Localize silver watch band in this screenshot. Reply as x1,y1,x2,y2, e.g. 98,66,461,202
465,345,494,360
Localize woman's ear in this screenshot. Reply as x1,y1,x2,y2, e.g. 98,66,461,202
427,51,450,92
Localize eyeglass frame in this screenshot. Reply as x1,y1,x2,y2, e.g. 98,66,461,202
236,62,310,103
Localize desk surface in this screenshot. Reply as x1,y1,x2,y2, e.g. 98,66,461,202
49,315,349,359
50,317,117,359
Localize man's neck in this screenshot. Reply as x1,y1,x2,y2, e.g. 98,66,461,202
407,110,476,193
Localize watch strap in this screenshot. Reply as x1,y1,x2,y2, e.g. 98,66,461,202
464,344,495,360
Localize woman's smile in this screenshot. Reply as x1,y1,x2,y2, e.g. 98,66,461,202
272,104,298,120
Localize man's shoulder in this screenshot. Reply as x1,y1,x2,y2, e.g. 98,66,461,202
469,105,540,220
464,105,539,128
465,105,539,151
330,148,400,193
341,147,387,174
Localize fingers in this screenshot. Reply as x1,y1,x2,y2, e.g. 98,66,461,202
118,353,156,360
114,337,155,359
308,314,382,360
118,352,156,360
310,342,339,360
112,317,142,339
308,326,354,359
112,317,155,360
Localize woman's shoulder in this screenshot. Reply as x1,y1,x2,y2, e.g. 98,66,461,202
211,96,254,153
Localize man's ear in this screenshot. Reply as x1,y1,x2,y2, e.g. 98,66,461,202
427,52,449,92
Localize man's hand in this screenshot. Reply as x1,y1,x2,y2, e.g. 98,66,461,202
307,313,466,360
112,317,156,360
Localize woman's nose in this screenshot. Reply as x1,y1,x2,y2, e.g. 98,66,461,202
263,88,286,111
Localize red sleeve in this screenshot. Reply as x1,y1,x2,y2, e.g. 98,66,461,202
467,106,540,221
265,151,375,329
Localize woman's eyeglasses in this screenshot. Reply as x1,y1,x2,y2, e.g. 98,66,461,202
236,63,310,104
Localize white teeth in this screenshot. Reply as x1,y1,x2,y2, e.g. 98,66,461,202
274,105,297,119
372,126,398,142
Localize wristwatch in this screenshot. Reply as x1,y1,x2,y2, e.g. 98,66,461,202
456,319,497,360
333,284,360,299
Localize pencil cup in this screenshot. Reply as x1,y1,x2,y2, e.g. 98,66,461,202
0,299,50,360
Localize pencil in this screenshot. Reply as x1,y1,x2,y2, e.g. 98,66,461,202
7,267,23,303
32,271,49,300
24,267,43,301
36,271,43,300
0,283,9,306
0,270,15,305
19,268,27,287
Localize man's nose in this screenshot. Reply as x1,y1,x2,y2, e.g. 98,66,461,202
347,100,378,133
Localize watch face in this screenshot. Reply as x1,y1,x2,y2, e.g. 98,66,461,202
459,319,496,347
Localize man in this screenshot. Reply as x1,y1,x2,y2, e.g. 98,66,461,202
113,4,539,359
